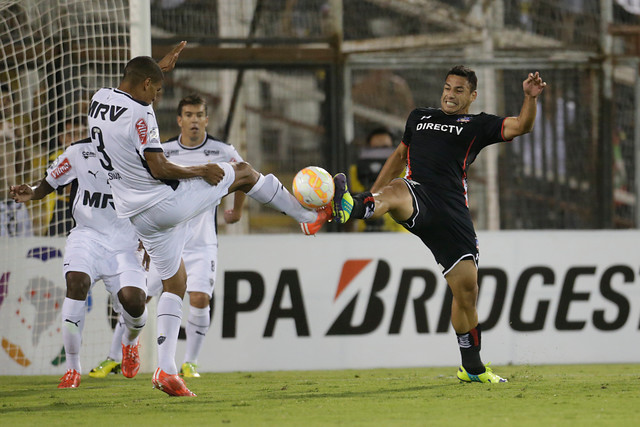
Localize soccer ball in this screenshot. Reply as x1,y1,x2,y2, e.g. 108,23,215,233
292,166,335,209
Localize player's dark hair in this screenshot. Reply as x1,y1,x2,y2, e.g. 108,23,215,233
446,65,477,92
365,127,393,146
63,116,87,128
177,94,208,116
122,56,163,85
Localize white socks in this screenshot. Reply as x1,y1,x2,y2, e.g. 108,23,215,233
247,174,317,223
156,292,183,375
108,314,125,361
61,298,86,372
183,305,210,365
121,306,147,346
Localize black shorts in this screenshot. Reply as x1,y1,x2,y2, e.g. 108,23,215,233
397,178,479,275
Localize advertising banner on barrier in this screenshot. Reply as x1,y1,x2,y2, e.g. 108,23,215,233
1,231,639,375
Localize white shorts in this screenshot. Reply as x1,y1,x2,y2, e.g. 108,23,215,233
130,163,234,280
147,244,218,298
63,229,147,312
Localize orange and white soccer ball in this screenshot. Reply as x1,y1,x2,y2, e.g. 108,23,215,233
292,166,335,209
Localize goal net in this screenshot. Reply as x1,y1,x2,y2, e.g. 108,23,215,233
0,0,139,375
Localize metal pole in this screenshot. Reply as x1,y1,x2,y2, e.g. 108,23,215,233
222,0,264,141
129,0,151,57
634,65,640,227
482,0,501,230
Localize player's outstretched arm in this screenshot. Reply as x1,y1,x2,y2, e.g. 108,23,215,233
157,41,187,72
144,150,225,186
502,71,547,141
10,180,55,203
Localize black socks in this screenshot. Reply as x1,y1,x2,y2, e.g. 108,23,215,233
352,192,375,219
456,325,484,375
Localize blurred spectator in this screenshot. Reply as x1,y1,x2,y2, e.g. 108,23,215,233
560,0,585,45
349,127,405,232
351,69,415,146
1,82,33,237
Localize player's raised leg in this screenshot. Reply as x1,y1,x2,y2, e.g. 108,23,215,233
228,162,330,235
332,173,413,225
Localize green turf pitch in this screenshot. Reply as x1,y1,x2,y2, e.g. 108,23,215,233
1,364,639,426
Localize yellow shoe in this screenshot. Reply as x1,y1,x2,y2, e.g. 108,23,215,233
457,363,507,383
88,358,121,378
180,362,201,378
331,173,353,224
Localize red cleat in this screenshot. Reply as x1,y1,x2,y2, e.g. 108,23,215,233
152,367,196,397
300,204,332,235
58,369,81,389
121,342,140,378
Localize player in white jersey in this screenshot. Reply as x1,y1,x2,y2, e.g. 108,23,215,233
90,52,331,396
92,94,245,379
9,138,148,389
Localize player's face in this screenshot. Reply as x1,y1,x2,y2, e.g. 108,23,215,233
441,75,477,115
143,78,163,104
177,103,208,143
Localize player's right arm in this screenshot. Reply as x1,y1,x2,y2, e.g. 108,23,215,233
10,179,55,203
144,150,225,186
12,140,84,203
370,143,408,193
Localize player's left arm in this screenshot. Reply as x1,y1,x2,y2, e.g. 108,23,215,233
144,150,225,185
224,191,245,224
502,72,546,141
157,41,187,72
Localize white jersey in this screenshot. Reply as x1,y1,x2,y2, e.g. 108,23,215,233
163,133,244,247
45,138,138,251
87,88,176,218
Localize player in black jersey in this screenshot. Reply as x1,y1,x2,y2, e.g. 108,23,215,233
332,65,546,383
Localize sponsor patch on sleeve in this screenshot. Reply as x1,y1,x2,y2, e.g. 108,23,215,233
50,158,72,179
149,127,159,142
135,118,148,145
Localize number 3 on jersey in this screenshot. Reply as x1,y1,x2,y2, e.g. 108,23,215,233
92,126,114,171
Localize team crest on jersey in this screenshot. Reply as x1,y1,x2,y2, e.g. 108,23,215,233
50,158,72,179
457,116,471,123
135,118,148,144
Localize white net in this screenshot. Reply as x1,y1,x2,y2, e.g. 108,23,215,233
0,0,132,374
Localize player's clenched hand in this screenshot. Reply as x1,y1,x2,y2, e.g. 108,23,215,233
157,41,187,72
137,240,150,271
202,163,225,186
523,71,546,97
9,184,33,203
224,209,241,224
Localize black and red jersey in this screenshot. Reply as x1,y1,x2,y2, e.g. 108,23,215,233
401,107,509,207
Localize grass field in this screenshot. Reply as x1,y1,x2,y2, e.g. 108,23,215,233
2,364,639,426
